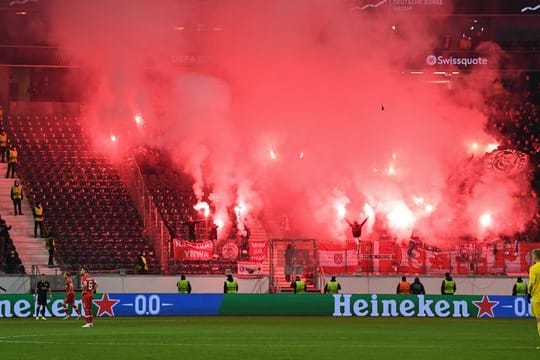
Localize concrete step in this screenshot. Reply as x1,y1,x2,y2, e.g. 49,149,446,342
0,165,53,273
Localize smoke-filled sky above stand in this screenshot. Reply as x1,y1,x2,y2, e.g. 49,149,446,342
45,0,536,248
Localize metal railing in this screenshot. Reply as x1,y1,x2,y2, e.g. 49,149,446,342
118,152,171,274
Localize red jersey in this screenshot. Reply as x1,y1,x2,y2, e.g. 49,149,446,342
65,277,75,295
81,274,97,295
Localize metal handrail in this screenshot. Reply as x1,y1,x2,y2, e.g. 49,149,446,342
118,151,171,274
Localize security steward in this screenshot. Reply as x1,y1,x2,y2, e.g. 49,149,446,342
292,275,306,294
324,276,341,294
396,276,411,294
10,180,23,216
512,276,528,296
177,274,192,294
6,145,17,178
0,129,8,163
441,272,456,295
34,201,44,238
224,274,238,294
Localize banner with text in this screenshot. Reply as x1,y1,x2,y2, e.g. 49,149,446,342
248,240,268,262
173,239,214,260
237,261,264,279
0,293,532,318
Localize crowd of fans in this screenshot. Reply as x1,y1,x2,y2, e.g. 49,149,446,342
484,90,540,243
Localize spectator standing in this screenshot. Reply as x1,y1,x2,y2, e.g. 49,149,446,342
208,222,218,242
224,274,238,294
346,217,368,256
284,244,295,282
1,214,12,264
183,216,203,242
208,222,219,257
45,234,55,267
239,224,250,259
396,276,411,294
10,180,23,216
6,145,17,178
324,276,341,294
513,276,528,296
34,274,51,320
6,250,21,274
441,272,456,295
410,277,426,295
0,129,8,162
33,201,44,238
177,274,192,294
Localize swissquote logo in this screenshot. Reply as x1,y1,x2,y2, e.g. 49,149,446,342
426,55,437,66
426,55,488,67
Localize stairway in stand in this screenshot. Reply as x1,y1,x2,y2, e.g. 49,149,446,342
0,163,58,275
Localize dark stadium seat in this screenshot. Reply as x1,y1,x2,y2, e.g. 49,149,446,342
4,114,157,273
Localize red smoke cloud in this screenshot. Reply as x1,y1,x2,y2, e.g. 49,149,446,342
46,0,536,248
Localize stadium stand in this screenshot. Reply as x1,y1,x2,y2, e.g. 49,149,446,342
133,147,243,274
1,114,156,273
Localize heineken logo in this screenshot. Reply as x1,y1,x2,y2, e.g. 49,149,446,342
0,293,533,318
332,294,518,318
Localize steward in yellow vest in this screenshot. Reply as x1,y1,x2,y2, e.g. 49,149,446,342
10,180,23,216
512,277,528,296
6,145,17,178
324,276,341,294
136,251,148,273
224,274,238,294
441,273,456,295
177,275,192,293
292,276,306,294
33,202,44,238
0,129,8,163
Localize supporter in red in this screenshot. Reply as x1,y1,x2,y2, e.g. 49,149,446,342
80,266,98,328
345,217,368,256
62,271,81,320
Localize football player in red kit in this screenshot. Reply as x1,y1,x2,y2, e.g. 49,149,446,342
80,266,98,328
62,272,81,320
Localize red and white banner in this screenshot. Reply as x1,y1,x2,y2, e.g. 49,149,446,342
249,240,268,262
237,261,264,279
320,241,539,275
319,249,358,274
173,239,214,260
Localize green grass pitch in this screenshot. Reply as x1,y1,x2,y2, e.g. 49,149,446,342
0,317,537,360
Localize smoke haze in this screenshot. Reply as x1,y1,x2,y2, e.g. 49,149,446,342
45,0,536,248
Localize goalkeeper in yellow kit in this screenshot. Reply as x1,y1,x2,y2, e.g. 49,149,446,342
529,249,540,347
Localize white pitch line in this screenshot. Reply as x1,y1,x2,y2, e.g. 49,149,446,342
0,338,536,350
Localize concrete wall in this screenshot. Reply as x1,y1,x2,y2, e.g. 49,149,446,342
333,275,517,296
0,274,520,295
94,275,270,294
